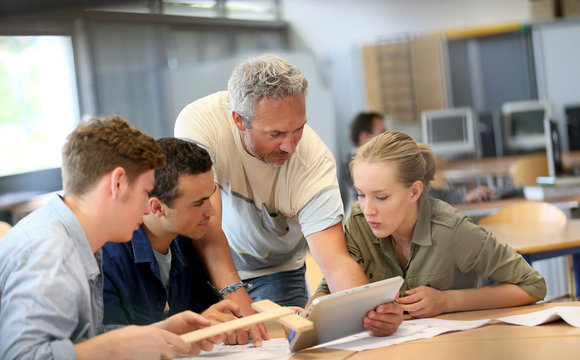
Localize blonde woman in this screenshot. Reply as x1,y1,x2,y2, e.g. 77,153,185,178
317,131,546,318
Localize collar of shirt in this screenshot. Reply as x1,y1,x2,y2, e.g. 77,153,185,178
130,226,189,274
50,195,101,281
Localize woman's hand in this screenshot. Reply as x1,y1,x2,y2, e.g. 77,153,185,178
397,286,449,318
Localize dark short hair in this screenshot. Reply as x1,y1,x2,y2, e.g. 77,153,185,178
349,112,384,147
62,115,165,196
151,138,213,207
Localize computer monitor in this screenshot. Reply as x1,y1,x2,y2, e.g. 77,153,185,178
421,107,478,160
544,118,563,178
502,100,552,154
565,104,580,151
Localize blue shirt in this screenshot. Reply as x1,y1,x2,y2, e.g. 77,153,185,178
102,226,219,326
0,195,102,360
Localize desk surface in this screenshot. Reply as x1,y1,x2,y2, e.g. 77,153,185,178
453,195,580,218
348,302,580,360
483,219,580,255
441,151,580,181
440,155,522,180
563,150,580,170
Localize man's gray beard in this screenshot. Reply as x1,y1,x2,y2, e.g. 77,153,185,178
243,131,284,168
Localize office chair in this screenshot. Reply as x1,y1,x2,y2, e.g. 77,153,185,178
509,153,549,187
479,201,567,227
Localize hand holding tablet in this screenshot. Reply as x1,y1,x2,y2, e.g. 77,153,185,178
289,276,404,352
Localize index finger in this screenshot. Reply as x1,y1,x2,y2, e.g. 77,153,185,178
249,322,269,347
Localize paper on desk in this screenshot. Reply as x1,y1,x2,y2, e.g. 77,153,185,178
496,306,580,328
314,306,580,352
179,338,291,360
314,318,491,352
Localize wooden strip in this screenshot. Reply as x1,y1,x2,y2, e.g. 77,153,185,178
445,23,523,40
180,306,293,343
250,299,281,312
252,300,313,332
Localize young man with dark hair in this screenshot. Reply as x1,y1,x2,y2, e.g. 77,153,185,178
102,137,258,345
0,116,223,359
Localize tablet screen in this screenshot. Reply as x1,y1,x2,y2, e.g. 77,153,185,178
289,276,404,352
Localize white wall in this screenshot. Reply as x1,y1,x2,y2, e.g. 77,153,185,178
281,0,530,59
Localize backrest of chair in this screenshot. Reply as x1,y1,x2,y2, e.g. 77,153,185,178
0,221,12,243
479,201,567,227
509,153,549,186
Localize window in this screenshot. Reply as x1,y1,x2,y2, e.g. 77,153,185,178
0,35,79,177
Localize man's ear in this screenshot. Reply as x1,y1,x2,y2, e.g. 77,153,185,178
232,111,246,131
110,167,127,199
149,197,165,218
409,180,424,203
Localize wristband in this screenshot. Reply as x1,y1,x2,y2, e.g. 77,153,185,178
218,281,252,299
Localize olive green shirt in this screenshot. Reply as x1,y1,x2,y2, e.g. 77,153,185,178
317,196,546,300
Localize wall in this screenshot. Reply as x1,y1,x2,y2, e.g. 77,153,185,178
281,0,533,165
282,0,529,59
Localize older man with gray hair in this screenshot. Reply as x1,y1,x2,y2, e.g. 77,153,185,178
175,54,402,338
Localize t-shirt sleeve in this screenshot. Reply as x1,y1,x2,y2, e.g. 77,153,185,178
297,187,344,238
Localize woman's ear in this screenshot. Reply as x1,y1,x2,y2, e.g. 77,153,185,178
409,180,424,203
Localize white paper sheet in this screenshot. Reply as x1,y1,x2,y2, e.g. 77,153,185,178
179,338,292,360
495,306,580,327
314,318,491,352
314,306,580,352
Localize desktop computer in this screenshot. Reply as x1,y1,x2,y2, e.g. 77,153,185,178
476,110,500,158
421,107,479,161
534,118,580,188
501,100,552,155
565,105,580,151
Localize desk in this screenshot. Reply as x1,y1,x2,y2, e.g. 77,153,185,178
440,151,580,187
348,302,580,360
484,220,580,300
439,155,523,186
453,195,580,218
563,150,580,171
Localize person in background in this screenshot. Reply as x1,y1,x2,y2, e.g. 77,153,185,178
102,137,261,345
175,54,402,336
347,111,493,204
316,131,546,318
0,116,224,359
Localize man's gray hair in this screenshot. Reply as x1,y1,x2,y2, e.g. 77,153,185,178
227,54,308,127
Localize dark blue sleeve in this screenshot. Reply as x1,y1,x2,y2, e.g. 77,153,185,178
102,244,134,327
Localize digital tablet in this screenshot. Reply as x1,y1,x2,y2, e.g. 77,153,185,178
289,276,404,352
